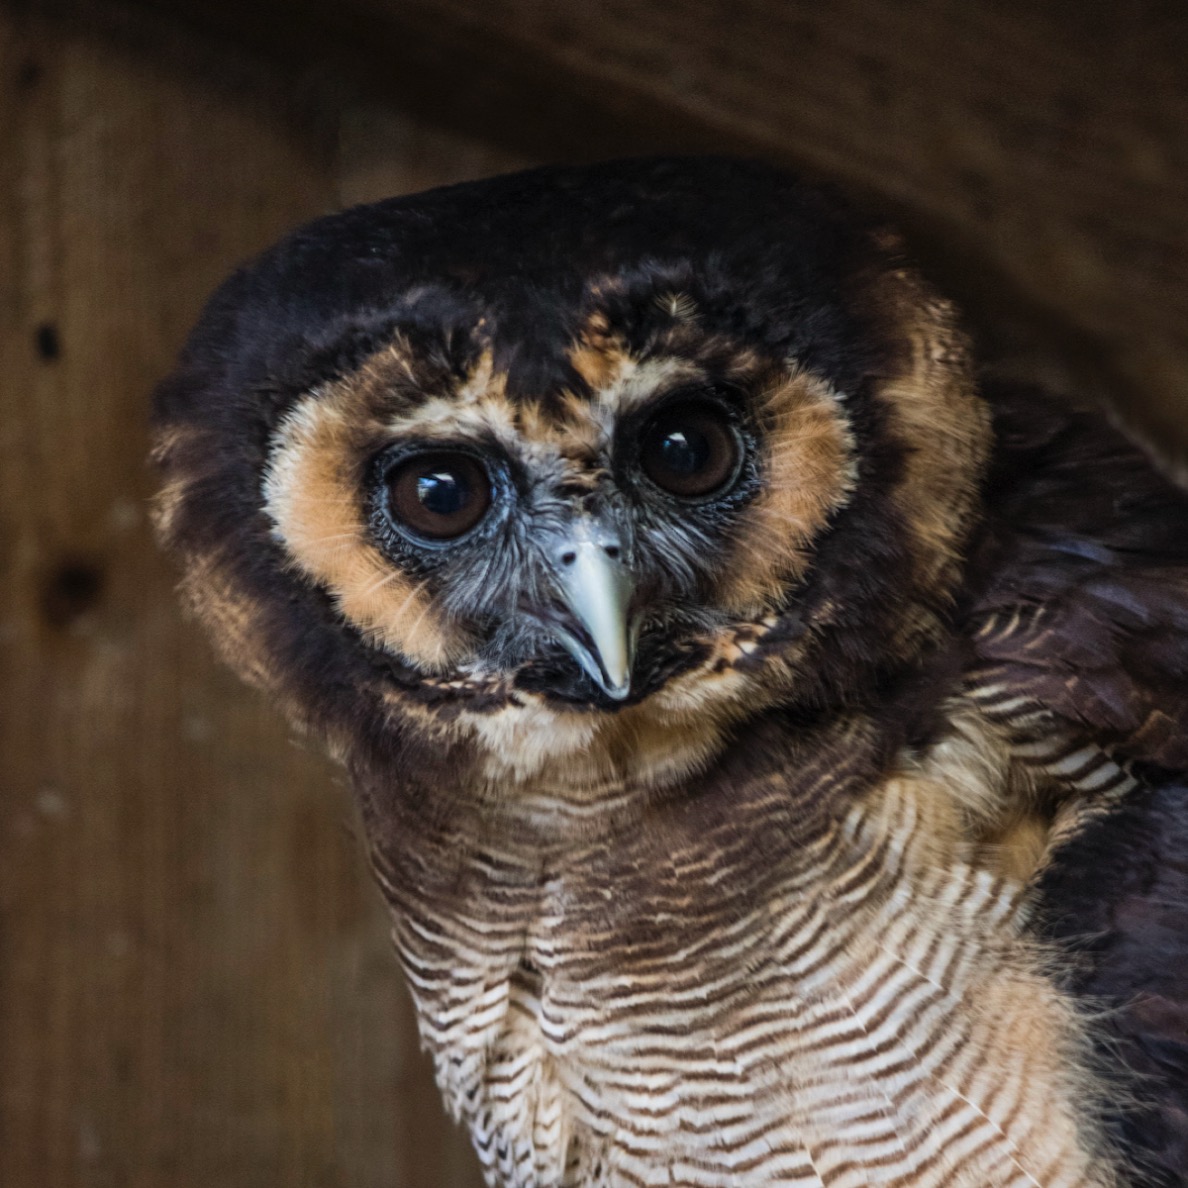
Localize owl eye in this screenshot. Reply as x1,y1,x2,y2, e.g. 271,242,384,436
638,402,741,499
385,451,492,541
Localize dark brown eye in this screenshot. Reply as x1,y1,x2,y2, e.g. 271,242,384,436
386,451,491,541
639,402,741,498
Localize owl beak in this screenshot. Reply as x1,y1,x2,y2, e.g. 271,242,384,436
543,523,637,701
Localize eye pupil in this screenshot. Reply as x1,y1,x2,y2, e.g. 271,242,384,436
658,428,710,477
385,451,492,541
417,470,467,516
640,402,740,498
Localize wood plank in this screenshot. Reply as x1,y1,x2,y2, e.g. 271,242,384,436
0,5,480,1185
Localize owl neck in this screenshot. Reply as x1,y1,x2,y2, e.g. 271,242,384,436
359,693,892,862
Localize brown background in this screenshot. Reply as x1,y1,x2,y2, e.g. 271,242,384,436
1,1,1185,1185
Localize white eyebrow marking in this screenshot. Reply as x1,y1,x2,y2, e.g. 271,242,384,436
594,356,704,418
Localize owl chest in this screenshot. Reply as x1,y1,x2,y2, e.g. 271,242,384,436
391,795,1108,1188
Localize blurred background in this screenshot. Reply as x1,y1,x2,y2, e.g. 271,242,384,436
0,1,1185,1185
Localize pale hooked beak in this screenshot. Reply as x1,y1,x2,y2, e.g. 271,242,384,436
543,521,637,700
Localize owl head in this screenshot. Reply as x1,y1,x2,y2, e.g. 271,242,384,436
153,158,988,792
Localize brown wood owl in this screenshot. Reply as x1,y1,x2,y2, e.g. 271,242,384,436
152,158,1188,1187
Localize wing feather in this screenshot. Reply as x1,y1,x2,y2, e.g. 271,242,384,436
963,382,1188,1186
965,383,1188,770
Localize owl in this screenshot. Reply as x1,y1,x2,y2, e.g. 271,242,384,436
152,158,1188,1187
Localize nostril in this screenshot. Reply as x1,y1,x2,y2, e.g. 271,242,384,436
560,550,577,567
604,545,621,560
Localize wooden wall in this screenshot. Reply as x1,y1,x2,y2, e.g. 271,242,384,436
0,1,1184,1186
0,4,499,1184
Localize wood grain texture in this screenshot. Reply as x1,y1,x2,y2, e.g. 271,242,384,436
0,4,481,1185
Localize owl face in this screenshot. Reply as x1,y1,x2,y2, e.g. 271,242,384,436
261,289,859,711
154,158,987,784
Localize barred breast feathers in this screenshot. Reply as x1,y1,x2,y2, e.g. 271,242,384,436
371,705,1115,1188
